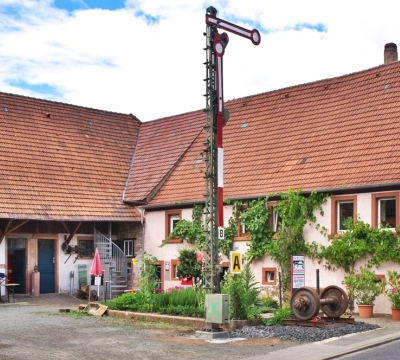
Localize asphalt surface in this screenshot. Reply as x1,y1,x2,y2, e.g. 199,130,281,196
1,293,400,360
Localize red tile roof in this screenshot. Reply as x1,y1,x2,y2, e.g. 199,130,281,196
149,61,400,206
123,110,204,204
0,92,141,221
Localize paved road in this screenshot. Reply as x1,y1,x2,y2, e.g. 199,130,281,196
338,340,400,360
0,294,297,360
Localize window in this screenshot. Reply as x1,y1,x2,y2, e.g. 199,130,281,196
262,267,277,285
164,210,182,243
235,206,249,240
372,192,399,228
124,239,134,257
331,196,357,234
171,259,180,280
272,208,280,232
338,201,354,231
78,237,94,257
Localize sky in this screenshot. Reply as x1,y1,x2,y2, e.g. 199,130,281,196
0,0,399,122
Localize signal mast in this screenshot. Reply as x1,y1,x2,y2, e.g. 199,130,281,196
202,6,260,292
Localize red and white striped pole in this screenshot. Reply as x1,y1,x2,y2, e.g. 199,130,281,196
206,13,261,240
213,32,227,240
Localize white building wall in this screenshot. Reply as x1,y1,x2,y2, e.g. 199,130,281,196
57,234,104,297
144,192,400,314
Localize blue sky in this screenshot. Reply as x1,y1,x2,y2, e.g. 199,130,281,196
54,0,126,11
0,0,399,121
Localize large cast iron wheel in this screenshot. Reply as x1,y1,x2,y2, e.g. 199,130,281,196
290,287,320,320
320,285,348,318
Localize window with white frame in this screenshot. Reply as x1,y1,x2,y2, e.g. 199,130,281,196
272,207,282,232
235,206,249,239
262,267,277,285
124,239,133,257
378,198,396,228
169,215,180,233
337,201,354,231
372,192,399,229
164,210,183,243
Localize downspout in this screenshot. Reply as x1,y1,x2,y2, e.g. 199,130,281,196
140,207,145,259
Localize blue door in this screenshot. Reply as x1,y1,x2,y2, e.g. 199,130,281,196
38,239,55,294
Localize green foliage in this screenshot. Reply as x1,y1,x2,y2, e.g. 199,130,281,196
263,307,292,326
176,248,202,280
106,291,155,312
161,204,205,248
343,267,384,305
219,211,238,256
242,189,327,291
258,294,278,308
139,252,160,295
385,270,400,309
153,286,205,317
160,203,236,256
241,196,273,262
320,218,400,274
106,287,205,317
221,263,261,320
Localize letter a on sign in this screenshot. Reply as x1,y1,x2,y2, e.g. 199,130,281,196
230,251,242,274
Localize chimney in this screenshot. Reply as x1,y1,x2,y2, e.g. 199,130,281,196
384,43,398,64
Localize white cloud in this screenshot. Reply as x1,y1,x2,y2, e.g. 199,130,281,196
0,0,400,121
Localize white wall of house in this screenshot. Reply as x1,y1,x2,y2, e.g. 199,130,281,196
57,234,101,296
144,191,400,314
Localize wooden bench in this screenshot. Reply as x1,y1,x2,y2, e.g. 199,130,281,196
0,283,19,303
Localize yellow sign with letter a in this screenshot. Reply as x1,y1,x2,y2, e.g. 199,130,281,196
230,251,242,274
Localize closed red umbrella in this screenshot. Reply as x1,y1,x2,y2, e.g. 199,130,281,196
90,248,102,276
90,248,102,301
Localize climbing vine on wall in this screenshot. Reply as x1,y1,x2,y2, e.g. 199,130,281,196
160,204,236,256
241,189,327,291
319,217,400,274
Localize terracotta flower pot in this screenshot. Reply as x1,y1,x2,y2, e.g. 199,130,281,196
392,308,400,321
357,304,374,318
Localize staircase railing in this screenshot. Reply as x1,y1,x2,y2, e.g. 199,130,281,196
94,229,127,282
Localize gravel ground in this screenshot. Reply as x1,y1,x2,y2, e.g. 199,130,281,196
0,294,397,360
230,322,380,342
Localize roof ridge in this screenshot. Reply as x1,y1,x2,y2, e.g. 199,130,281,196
0,90,141,119
225,61,400,104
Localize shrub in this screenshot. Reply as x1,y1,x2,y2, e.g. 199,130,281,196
221,263,261,320
264,307,291,326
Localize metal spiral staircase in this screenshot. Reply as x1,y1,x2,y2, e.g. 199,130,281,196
94,229,128,299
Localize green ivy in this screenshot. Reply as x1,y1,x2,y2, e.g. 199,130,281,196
160,204,236,256
139,252,160,296
319,217,400,274
241,189,327,291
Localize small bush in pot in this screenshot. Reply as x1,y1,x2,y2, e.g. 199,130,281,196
343,267,384,305
385,270,400,309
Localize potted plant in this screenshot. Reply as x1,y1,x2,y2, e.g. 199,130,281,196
343,267,384,318
385,270,400,320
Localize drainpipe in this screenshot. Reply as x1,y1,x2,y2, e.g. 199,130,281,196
140,207,145,259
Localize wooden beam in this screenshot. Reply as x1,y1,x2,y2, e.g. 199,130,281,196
0,219,13,244
60,221,70,233
65,221,83,244
8,220,30,234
